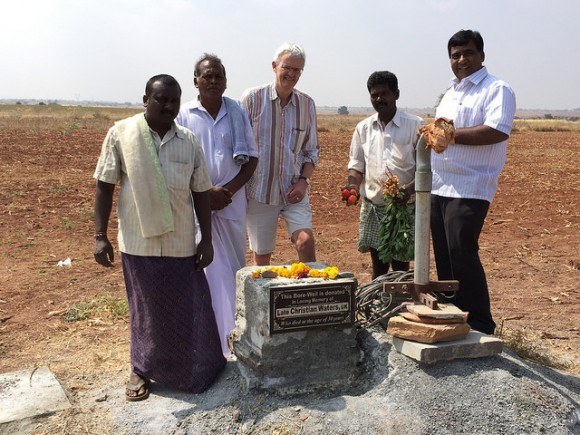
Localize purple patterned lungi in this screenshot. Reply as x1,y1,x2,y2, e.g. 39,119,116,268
121,253,226,393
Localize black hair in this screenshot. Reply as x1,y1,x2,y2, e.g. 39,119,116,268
145,74,181,96
447,30,484,56
366,71,398,94
194,53,226,78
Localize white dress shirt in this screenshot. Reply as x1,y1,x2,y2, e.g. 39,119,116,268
348,109,423,204
432,66,516,202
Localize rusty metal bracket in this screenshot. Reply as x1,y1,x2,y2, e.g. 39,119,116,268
382,280,459,309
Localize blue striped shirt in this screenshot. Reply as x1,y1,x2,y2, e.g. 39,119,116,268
241,83,319,205
432,66,516,202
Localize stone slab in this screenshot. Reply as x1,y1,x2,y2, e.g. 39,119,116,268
392,330,503,364
400,311,466,324
406,303,468,320
0,366,71,424
387,315,470,343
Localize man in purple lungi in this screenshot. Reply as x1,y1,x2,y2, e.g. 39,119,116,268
92,74,226,401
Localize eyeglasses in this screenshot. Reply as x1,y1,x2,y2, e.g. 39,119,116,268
279,64,303,74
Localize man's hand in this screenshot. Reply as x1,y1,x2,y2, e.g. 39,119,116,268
94,236,114,267
341,185,360,206
208,186,233,210
194,237,214,270
392,186,411,205
286,179,308,204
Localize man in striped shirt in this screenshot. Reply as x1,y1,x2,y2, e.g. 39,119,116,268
431,30,516,335
241,42,319,266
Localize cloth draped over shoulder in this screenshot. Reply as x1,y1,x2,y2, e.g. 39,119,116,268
114,114,174,238
223,97,250,165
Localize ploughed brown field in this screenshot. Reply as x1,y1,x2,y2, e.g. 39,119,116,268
0,107,578,408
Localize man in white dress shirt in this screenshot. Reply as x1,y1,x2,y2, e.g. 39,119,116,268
177,54,258,356
431,30,516,334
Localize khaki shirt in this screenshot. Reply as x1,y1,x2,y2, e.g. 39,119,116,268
94,117,212,256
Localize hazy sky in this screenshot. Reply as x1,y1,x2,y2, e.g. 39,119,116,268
2,0,579,110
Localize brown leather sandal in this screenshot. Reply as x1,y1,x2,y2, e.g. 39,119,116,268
125,372,150,402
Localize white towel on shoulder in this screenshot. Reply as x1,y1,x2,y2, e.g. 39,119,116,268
115,114,174,238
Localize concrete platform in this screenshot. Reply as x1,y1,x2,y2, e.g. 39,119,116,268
0,366,71,424
392,330,503,364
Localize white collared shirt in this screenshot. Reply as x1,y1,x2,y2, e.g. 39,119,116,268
176,98,259,220
432,66,516,202
348,109,424,204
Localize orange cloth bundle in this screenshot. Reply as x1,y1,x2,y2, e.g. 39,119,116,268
419,117,455,153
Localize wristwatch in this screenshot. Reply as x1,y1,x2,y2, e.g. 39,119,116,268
298,175,310,185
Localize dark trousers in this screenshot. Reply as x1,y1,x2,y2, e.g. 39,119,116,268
430,195,495,334
369,248,410,280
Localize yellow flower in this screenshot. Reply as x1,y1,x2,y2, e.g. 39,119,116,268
251,262,340,280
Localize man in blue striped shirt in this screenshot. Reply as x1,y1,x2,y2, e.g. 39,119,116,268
431,30,516,335
241,43,319,266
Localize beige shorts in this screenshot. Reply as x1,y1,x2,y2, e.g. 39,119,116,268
246,197,313,255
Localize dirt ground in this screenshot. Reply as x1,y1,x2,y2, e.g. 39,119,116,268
0,112,578,431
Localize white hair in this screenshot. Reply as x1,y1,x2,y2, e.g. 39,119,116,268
273,42,306,64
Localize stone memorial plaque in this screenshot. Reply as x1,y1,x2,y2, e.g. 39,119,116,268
270,281,355,334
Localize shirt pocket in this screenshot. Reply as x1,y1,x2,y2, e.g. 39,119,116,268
163,161,193,190
290,127,307,154
389,145,410,169
220,131,234,151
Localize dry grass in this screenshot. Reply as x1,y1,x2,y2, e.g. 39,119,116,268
2,105,578,133
498,328,579,373
0,104,142,131
512,118,580,132
317,114,366,134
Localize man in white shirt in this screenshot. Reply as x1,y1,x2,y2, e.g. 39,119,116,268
176,54,258,357
347,71,423,279
431,30,516,334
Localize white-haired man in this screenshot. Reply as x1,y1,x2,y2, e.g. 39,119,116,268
241,43,319,265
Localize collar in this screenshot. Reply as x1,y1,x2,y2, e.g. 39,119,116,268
182,97,204,111
372,108,401,129
451,66,488,87
173,121,185,139
181,97,226,117
143,113,182,139
268,82,296,106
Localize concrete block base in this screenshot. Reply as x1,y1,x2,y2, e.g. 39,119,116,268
392,330,503,364
234,326,362,395
233,265,361,395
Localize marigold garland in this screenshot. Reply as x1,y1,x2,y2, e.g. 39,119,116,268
251,262,340,280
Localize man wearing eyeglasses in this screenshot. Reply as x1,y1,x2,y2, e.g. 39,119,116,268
241,42,319,266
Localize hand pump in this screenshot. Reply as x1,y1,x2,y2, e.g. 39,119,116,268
383,135,459,308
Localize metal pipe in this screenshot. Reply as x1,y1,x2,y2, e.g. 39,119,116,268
413,134,431,286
